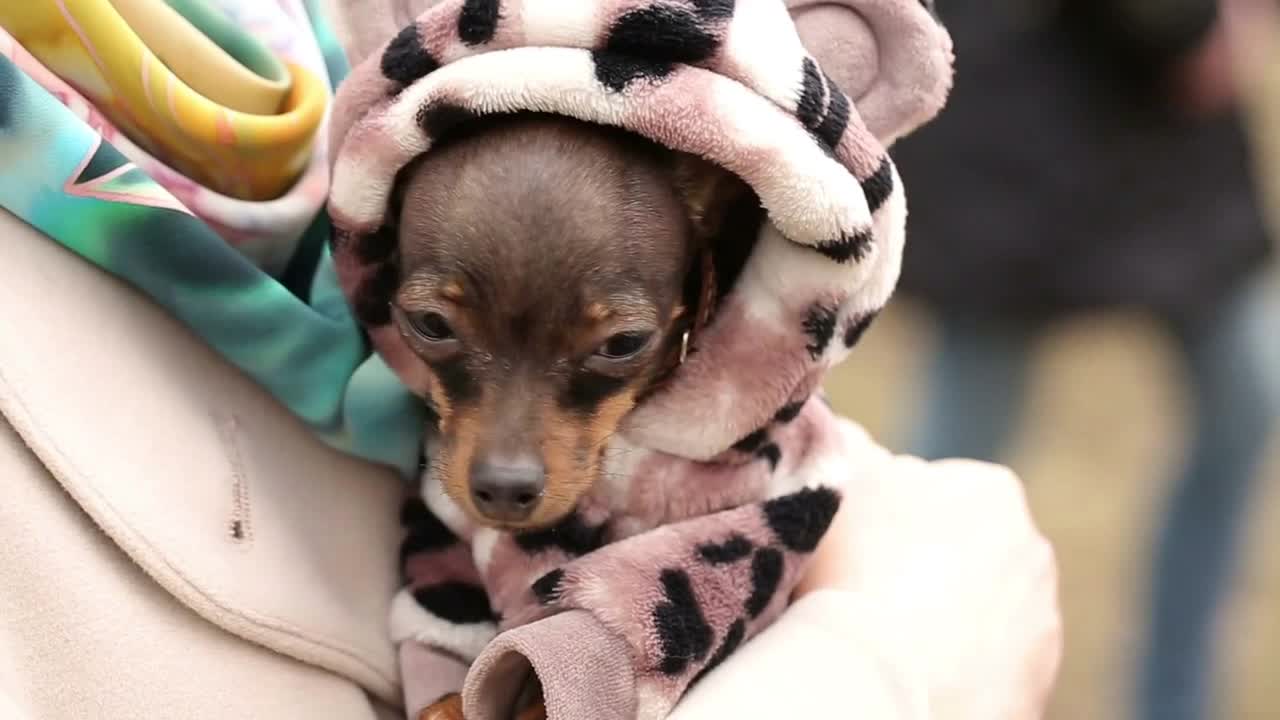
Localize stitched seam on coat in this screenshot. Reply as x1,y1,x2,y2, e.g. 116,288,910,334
215,414,254,546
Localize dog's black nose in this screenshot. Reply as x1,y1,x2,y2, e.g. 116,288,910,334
470,457,545,523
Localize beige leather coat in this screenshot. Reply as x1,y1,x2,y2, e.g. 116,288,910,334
0,208,406,719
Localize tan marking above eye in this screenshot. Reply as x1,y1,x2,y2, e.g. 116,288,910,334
576,297,665,351
585,302,612,323
441,280,466,303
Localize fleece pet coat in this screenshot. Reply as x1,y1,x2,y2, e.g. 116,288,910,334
325,1,953,718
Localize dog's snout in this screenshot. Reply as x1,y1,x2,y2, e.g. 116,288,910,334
470,456,545,522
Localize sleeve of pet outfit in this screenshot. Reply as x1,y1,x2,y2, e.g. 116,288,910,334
461,484,845,720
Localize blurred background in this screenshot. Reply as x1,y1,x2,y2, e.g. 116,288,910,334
826,1,1280,719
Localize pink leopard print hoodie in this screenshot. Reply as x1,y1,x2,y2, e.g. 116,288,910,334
325,1,953,718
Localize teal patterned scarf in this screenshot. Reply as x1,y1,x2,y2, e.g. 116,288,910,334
0,0,426,477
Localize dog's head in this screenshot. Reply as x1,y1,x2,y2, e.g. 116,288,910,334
392,114,743,529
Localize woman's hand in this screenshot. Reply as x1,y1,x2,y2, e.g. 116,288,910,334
796,456,1062,720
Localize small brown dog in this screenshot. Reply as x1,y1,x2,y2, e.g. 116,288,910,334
393,113,745,533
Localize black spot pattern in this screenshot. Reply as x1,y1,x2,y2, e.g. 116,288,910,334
762,487,841,553
416,104,478,139
843,311,879,348
691,0,736,20
773,399,807,424
605,6,719,65
515,513,607,557
795,57,825,130
697,535,754,564
592,1,724,93
458,0,501,45
814,72,851,150
353,259,399,326
413,582,497,624
757,443,781,471
561,369,628,412
592,50,675,92
862,156,895,215
356,224,398,264
431,355,480,403
731,428,768,454
653,569,714,675
689,618,746,686
380,24,439,87
399,497,459,565
813,228,874,264
802,303,838,360
745,548,783,618
400,495,441,530
531,568,565,604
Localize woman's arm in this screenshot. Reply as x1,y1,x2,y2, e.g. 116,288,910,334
669,589,929,720
673,455,1062,720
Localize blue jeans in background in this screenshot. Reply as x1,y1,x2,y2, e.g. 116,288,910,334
905,271,1280,720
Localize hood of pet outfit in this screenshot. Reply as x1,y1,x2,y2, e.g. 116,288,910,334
326,0,951,462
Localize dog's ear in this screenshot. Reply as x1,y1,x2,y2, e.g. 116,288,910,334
670,153,750,247
786,0,953,146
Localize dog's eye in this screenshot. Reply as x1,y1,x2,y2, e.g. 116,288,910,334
595,332,651,360
408,312,454,341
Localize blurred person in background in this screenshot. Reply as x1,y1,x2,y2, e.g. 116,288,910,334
889,1,1279,719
